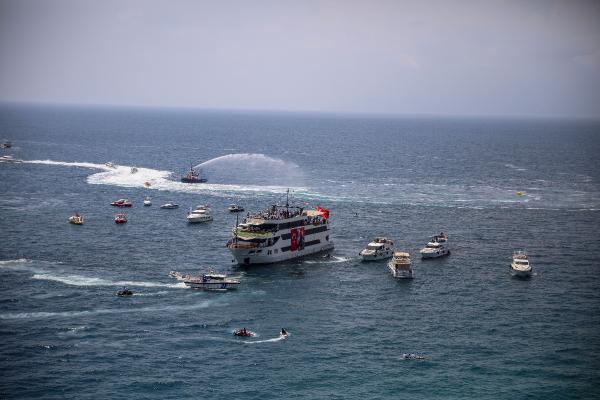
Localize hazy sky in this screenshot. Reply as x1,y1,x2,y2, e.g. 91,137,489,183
1,0,599,117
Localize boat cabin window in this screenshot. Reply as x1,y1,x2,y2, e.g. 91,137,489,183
367,245,383,250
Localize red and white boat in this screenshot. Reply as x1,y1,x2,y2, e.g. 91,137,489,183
114,213,127,224
111,199,132,207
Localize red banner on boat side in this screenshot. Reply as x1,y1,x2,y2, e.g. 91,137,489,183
290,227,305,251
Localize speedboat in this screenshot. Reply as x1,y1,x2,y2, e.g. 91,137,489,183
388,252,413,279
105,162,116,168
68,213,84,225
280,328,289,338
401,353,426,360
131,166,138,173
0,141,12,149
360,237,394,261
111,199,132,207
187,205,213,223
228,204,245,212
420,232,450,259
117,288,133,296
233,328,255,337
114,213,127,224
181,270,240,290
181,163,207,183
160,202,179,209
143,196,152,206
511,250,532,277
168,271,190,281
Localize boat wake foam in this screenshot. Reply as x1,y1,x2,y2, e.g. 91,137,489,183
21,158,305,196
31,273,187,289
241,334,290,344
0,300,216,320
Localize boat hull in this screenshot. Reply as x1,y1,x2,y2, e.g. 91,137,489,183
187,217,213,223
181,178,207,183
420,248,450,259
511,264,532,278
388,264,413,279
229,242,334,265
184,281,239,290
360,251,393,261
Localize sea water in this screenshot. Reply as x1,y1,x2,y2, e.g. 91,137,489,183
0,104,599,399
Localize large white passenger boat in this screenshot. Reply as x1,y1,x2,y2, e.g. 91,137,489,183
227,194,333,265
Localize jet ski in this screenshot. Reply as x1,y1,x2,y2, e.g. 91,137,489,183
280,328,289,338
117,288,133,297
233,328,255,337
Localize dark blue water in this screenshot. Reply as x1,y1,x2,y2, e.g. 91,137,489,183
1,104,599,399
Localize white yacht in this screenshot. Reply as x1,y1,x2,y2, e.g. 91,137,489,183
228,204,245,212
511,250,532,277
175,271,239,291
227,193,333,265
360,237,394,261
388,252,413,279
143,196,152,206
187,205,213,223
420,232,450,259
160,202,179,209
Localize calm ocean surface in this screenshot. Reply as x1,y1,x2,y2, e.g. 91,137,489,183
1,104,599,399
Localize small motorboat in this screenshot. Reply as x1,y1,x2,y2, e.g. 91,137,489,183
420,232,450,259
0,155,20,163
511,250,532,278
114,213,127,224
144,181,152,187
161,202,179,209
516,191,524,196
388,251,413,279
228,204,245,212
111,199,132,207
130,167,138,173
169,271,190,281
68,213,84,225
187,205,213,223
401,353,426,360
1,141,12,149
181,269,240,290
143,196,152,206
233,328,255,337
360,237,395,261
105,162,116,168
280,328,289,338
117,288,133,296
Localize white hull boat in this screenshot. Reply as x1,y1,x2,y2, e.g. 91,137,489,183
420,233,450,259
511,250,532,277
388,252,413,279
360,237,394,261
187,205,213,223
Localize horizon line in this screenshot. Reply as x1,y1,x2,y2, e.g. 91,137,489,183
1,99,599,122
